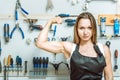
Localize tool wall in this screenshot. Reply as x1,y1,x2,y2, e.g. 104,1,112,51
0,0,120,80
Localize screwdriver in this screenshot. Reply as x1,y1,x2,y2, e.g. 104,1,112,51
24,61,28,75
51,25,57,41
38,57,42,75
10,58,14,72
18,57,22,72
16,56,19,76
114,49,118,71
33,57,36,75
7,55,11,71
4,57,7,80
45,57,49,75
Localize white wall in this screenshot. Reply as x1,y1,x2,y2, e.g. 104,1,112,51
0,0,120,80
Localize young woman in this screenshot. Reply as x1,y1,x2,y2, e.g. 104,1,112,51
36,12,114,80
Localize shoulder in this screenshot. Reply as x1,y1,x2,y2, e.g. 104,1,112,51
97,42,111,57
62,42,76,54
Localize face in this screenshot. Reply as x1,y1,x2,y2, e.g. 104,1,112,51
77,19,92,42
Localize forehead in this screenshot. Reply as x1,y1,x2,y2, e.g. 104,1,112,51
78,19,91,27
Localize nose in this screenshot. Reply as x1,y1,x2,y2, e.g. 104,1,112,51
84,29,88,34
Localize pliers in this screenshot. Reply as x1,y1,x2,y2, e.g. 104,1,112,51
10,23,24,39
10,0,28,39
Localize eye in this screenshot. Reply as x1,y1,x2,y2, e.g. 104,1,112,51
88,26,92,30
79,26,84,30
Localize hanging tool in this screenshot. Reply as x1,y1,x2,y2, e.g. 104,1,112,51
10,58,14,72
45,57,49,75
113,18,120,37
16,56,22,76
105,41,111,48
4,57,7,80
42,57,46,75
57,13,78,18
24,19,43,31
7,55,11,71
24,61,28,75
46,0,54,11
100,17,106,37
4,24,10,43
6,55,11,80
33,57,36,75
65,19,76,26
0,39,2,73
19,57,22,72
10,0,28,39
114,49,118,71
10,23,24,39
51,25,57,41
50,62,62,74
38,57,42,75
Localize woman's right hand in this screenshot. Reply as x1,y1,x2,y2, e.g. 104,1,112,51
51,17,62,24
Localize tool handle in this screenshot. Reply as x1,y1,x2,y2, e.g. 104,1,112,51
10,27,16,39
24,61,27,73
15,10,18,20
58,14,69,17
53,25,57,36
21,8,29,15
115,50,118,58
19,27,25,39
7,55,11,67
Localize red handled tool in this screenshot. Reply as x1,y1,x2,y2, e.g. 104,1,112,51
114,49,118,71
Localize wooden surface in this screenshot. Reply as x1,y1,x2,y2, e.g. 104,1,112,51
98,14,120,26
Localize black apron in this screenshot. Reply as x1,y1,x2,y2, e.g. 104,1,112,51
70,44,106,80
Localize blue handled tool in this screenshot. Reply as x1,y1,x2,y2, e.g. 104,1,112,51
10,0,29,39
57,13,78,18
51,25,57,41
10,23,24,39
16,0,29,15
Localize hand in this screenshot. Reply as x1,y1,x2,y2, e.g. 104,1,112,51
51,17,62,24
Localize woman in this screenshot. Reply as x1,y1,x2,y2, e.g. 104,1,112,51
36,12,113,80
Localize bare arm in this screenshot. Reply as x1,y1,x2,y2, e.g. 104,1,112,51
35,17,73,58
103,45,114,80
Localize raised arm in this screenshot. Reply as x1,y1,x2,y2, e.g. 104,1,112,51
35,17,73,58
103,45,114,80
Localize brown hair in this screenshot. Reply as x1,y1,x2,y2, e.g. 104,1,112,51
73,12,97,44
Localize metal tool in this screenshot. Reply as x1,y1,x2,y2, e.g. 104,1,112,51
24,61,28,75
57,13,78,18
10,58,14,72
38,57,42,75
24,19,43,31
51,25,57,41
10,0,28,39
100,17,106,37
10,23,24,39
50,62,62,74
46,0,54,11
114,49,118,71
65,19,76,26
105,41,111,48
4,57,7,80
45,57,49,75
4,24,10,43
